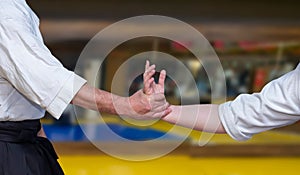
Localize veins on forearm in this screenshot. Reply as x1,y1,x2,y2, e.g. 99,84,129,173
95,89,119,115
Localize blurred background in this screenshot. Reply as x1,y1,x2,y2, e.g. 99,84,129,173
28,0,300,174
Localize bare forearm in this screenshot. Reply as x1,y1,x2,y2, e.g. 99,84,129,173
71,84,150,116
95,88,126,115
95,88,150,116
162,104,226,133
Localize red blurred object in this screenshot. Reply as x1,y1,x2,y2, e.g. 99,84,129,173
213,40,225,50
252,68,267,92
238,41,259,51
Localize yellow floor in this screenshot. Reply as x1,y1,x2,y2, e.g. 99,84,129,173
60,155,300,175
48,116,300,175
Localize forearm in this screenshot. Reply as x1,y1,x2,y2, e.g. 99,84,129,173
95,88,150,116
162,104,226,133
71,84,150,116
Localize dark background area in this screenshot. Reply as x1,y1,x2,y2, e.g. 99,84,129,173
28,0,300,22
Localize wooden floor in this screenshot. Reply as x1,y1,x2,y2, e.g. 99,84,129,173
53,141,300,157
59,155,300,175
54,140,300,174
47,119,300,174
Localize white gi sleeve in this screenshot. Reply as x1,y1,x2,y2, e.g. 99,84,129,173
219,64,300,141
0,19,86,119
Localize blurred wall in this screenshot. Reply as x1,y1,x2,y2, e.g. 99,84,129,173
28,0,300,42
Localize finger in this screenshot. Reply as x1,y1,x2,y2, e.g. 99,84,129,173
144,64,155,74
154,105,172,118
158,70,166,89
161,107,172,118
144,78,154,94
145,60,150,71
152,101,169,111
143,64,156,82
143,69,155,82
151,93,165,101
145,78,154,90
148,64,156,73
151,99,168,110
144,60,155,72
152,109,171,119
143,71,155,94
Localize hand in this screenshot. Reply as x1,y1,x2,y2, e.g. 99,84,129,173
143,60,166,94
127,60,171,120
141,60,171,118
129,89,171,120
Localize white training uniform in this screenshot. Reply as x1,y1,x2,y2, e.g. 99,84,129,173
219,63,300,141
0,0,87,121
1,0,299,142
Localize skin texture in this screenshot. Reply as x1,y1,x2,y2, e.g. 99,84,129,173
37,126,47,138
71,62,171,120
143,61,226,133
39,61,172,137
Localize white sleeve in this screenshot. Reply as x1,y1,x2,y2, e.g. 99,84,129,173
0,19,86,119
219,64,300,141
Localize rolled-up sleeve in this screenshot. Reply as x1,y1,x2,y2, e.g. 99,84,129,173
0,19,86,119
219,64,300,141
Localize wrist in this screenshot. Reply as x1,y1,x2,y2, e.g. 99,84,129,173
129,90,151,115
161,105,177,122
